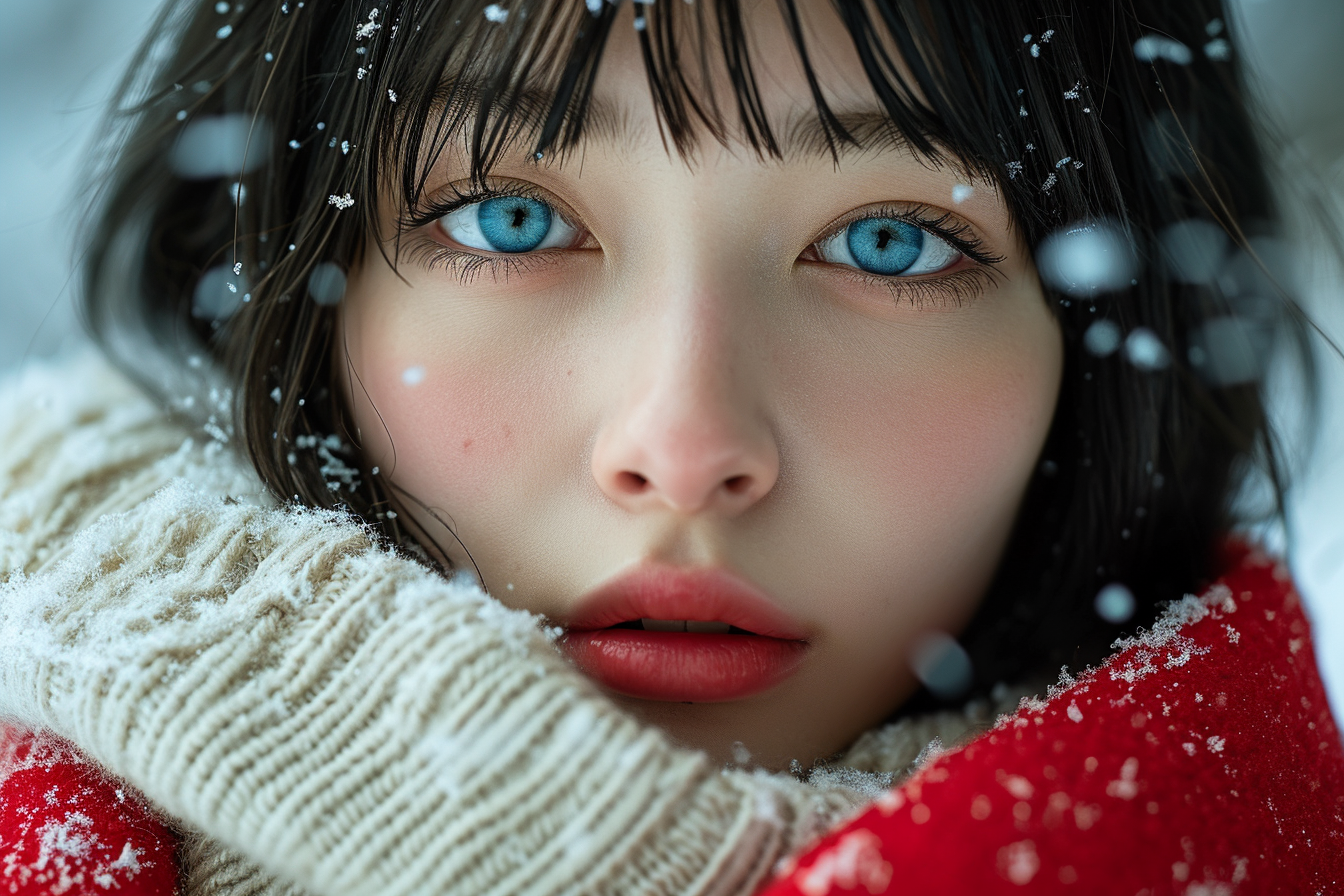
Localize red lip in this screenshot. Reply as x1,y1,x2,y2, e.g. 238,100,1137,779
558,565,810,703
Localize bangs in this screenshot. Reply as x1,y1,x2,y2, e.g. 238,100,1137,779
351,0,1056,231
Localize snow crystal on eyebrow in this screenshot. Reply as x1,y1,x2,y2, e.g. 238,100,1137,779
1133,35,1193,65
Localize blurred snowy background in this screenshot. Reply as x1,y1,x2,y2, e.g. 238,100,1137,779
0,0,1341,720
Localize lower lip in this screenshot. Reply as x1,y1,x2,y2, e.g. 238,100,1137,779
559,631,808,702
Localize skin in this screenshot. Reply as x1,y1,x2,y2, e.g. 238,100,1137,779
339,0,1063,769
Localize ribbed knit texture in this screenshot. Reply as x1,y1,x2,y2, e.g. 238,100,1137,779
0,352,1011,896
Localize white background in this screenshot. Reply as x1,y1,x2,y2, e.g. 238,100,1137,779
1,0,1340,721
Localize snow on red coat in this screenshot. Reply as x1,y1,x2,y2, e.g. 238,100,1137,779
0,545,1340,895
763,544,1344,895
0,730,177,896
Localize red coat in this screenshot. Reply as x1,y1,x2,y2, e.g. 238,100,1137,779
764,544,1344,895
1,546,1340,895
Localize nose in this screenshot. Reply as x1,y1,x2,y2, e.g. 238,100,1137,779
590,293,779,518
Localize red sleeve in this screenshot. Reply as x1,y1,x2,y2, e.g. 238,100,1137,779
762,547,1344,895
0,726,180,895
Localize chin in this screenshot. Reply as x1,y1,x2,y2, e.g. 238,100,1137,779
607,693,848,772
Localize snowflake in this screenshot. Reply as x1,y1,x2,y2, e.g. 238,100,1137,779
356,8,381,39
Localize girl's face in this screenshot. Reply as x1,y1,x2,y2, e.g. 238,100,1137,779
340,1,1062,768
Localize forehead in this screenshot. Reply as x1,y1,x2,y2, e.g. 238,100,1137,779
431,0,970,177
585,0,911,159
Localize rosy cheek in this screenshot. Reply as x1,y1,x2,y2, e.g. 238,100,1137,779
348,350,526,509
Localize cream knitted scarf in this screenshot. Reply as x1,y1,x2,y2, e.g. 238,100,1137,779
0,351,1019,896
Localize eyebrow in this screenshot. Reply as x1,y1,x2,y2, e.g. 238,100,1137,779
438,81,917,164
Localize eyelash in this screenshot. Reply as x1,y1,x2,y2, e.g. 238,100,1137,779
805,203,1006,308
404,186,1005,306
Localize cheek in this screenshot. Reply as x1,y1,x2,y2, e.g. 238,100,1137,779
783,300,1062,609
341,299,553,509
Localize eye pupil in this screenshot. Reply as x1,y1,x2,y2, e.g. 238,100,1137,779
478,196,552,252
847,218,924,275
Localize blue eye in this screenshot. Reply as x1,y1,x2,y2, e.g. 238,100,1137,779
439,195,580,253
817,217,961,276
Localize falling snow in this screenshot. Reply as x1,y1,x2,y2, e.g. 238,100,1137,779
1036,220,1139,296
1095,581,1137,622
1124,328,1170,370
1082,320,1122,358
1133,35,1193,65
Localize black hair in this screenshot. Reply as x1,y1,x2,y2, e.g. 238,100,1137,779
80,0,1318,700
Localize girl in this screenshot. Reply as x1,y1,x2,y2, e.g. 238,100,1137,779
0,0,1341,893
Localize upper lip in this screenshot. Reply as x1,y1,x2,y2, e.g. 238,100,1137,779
564,563,811,640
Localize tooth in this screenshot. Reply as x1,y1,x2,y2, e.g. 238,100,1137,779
686,621,731,634
641,619,686,632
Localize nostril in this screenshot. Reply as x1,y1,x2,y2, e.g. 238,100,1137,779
723,475,751,495
616,471,649,493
